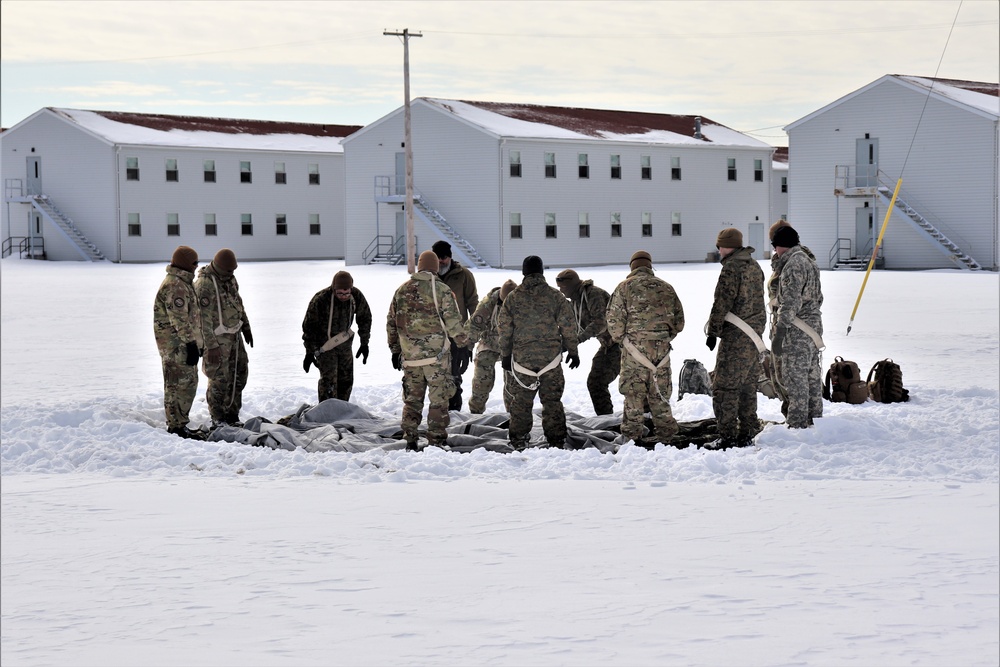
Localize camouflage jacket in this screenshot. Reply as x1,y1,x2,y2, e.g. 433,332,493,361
770,245,823,336
497,274,578,368
153,265,204,354
607,267,685,344
387,272,469,362
468,286,503,352
302,285,373,354
707,246,766,338
568,280,614,347
438,260,479,323
194,263,251,351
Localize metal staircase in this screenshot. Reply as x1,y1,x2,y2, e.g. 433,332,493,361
30,196,106,261
875,184,981,271
411,196,489,269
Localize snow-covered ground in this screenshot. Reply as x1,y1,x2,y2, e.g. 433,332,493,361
2,256,998,666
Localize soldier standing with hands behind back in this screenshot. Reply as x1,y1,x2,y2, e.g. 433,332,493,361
432,240,478,411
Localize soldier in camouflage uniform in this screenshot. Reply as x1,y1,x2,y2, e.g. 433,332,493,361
433,240,479,411
194,249,253,427
153,246,204,439
704,229,766,449
387,251,470,449
769,222,824,429
607,250,685,445
467,279,516,414
302,271,372,403
556,269,620,415
498,256,580,450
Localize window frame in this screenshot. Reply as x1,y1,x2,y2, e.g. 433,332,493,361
544,152,557,179
203,160,216,183
509,150,522,178
671,156,681,181
204,213,217,236
781,176,788,193
126,157,139,181
276,213,288,236
610,212,622,238
641,155,651,180
166,212,180,237
309,213,321,235
545,212,557,238
509,212,522,239
309,163,320,185
727,158,737,181
610,154,621,180
127,212,141,236
240,161,253,184
165,158,178,182
275,162,286,185
671,211,682,237
754,158,763,182
578,212,590,238
241,213,253,236
578,153,589,179
641,212,652,238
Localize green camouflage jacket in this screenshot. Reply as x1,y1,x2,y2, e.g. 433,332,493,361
194,263,251,351
707,246,766,338
497,274,578,368
568,280,614,347
302,285,373,354
153,265,203,355
387,272,469,362
770,245,823,336
468,286,503,352
607,267,685,343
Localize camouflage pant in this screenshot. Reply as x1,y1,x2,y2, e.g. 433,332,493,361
618,339,677,443
401,358,455,445
316,343,354,402
160,346,199,430
587,342,621,415
202,336,248,424
776,329,823,428
507,363,566,446
468,348,510,414
711,333,761,441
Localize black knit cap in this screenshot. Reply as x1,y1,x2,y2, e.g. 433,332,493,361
771,225,800,248
522,255,544,275
432,240,452,258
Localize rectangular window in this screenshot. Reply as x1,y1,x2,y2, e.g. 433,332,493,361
641,212,652,238
240,161,252,184
167,212,180,237
610,212,622,238
671,156,681,181
309,213,321,235
781,176,788,193
578,153,589,179
309,164,320,185
610,154,621,179
545,212,557,238
641,155,651,180
754,158,763,182
275,162,286,184
241,213,253,236
509,212,522,239
727,158,737,181
276,213,287,236
205,213,217,236
579,212,590,238
671,212,682,236
204,160,216,183
126,157,139,181
165,158,178,182
127,212,141,236
544,152,557,178
509,150,522,178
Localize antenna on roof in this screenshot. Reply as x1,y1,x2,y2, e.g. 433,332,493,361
694,117,702,139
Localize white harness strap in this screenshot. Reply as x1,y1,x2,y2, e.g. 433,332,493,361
723,312,767,354
622,336,672,402
510,353,563,391
320,293,355,353
769,298,825,351
402,275,451,368
210,275,243,336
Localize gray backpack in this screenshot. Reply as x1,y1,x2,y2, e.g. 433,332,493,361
678,359,712,399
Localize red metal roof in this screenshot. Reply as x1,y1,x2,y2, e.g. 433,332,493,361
70,109,362,138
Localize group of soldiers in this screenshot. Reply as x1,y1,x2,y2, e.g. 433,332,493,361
154,221,824,451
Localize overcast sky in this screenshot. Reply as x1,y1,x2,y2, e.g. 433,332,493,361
1,0,997,146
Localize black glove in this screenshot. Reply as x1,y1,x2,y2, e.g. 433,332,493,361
302,350,313,373
566,352,581,369
391,351,403,371
457,347,471,374
356,344,369,365
771,327,786,355
185,341,200,366
242,329,254,348
501,355,512,371
706,335,717,351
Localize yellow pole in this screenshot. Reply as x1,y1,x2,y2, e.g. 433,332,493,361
846,178,902,335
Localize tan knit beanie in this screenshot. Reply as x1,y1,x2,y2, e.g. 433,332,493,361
769,219,791,241
629,250,652,270
171,245,198,272
499,279,517,300
417,250,439,272
715,228,743,249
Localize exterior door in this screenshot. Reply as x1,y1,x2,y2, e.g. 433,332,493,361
395,152,406,195
856,138,878,187
748,223,764,260
856,205,873,257
26,156,42,195
395,211,405,246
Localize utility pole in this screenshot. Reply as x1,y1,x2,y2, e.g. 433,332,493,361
384,28,422,273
